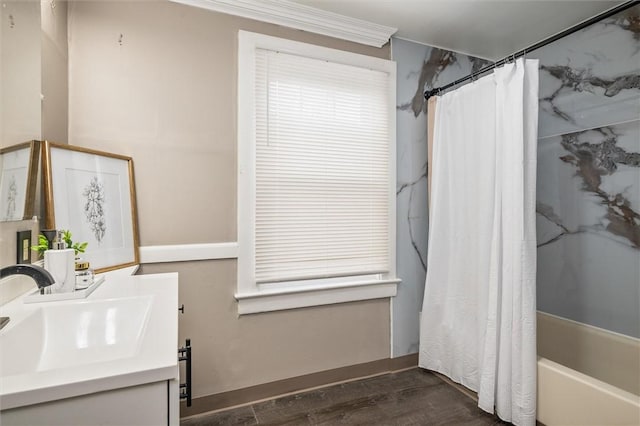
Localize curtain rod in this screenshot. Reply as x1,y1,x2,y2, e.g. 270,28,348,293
424,0,639,100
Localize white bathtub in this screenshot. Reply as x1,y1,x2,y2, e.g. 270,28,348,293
537,312,640,426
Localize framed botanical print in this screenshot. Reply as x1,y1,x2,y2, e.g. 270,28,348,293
43,141,139,272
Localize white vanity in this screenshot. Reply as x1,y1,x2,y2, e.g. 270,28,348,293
0,269,180,425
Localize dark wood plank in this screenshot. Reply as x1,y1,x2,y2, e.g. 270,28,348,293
310,370,498,425
181,356,413,418
184,368,511,426
253,382,373,425
180,405,258,426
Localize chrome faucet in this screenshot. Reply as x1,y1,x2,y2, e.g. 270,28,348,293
0,264,56,294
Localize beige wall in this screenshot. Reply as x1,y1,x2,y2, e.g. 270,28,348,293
68,0,388,245
1,0,41,145
68,1,392,399
41,0,69,143
141,261,390,397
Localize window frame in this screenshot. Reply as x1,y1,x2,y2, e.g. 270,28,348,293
236,30,398,315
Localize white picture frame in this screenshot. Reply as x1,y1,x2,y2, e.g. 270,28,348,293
43,141,139,272
0,141,40,222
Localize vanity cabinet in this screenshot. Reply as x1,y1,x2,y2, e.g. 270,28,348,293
0,271,180,426
1,379,180,425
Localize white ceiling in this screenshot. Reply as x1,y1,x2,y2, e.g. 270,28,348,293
288,0,625,60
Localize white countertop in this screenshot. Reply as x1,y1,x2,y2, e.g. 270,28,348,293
0,267,179,410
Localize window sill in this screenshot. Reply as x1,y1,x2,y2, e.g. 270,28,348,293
235,278,401,315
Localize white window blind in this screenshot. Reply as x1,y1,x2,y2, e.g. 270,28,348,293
254,48,391,284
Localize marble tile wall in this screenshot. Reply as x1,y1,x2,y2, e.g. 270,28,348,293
532,6,640,338
393,5,639,354
391,38,490,357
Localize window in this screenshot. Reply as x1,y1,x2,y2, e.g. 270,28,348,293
237,31,398,314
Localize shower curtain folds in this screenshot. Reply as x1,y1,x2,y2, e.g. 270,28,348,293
419,58,539,426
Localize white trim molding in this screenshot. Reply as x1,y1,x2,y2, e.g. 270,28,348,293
236,31,397,315
139,242,238,264
236,278,400,315
169,0,397,47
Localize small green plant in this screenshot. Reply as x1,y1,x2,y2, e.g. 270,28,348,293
32,230,88,256
61,230,88,256
32,234,49,255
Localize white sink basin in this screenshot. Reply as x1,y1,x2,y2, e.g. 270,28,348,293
0,296,152,377
0,271,178,412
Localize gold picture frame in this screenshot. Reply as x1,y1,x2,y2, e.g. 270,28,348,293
0,140,40,222
42,141,139,273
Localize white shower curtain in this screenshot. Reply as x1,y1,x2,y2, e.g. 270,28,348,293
419,58,538,426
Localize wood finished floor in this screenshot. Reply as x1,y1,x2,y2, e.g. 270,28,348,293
181,368,509,426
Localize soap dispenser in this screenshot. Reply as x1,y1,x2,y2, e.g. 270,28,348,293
44,231,76,293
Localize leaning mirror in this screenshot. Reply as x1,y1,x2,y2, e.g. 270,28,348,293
0,140,41,222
